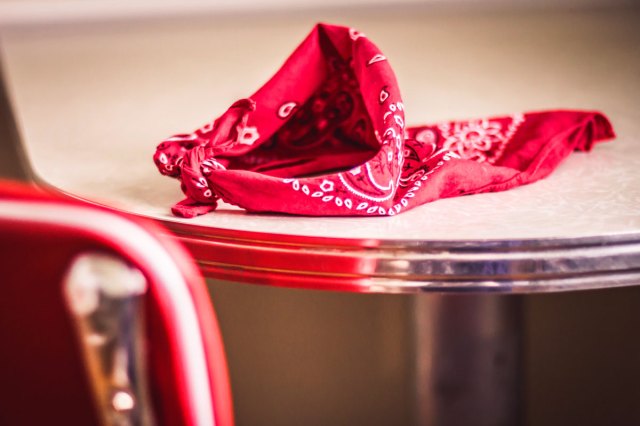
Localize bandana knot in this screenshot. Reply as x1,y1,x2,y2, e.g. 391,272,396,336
153,99,257,216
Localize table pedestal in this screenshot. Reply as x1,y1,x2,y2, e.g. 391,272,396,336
414,295,522,426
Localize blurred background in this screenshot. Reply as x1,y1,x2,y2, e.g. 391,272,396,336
0,0,638,27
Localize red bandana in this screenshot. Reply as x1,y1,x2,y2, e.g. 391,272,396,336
154,23,615,218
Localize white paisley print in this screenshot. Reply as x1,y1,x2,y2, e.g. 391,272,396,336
439,114,524,164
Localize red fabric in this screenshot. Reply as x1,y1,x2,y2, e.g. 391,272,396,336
154,23,615,218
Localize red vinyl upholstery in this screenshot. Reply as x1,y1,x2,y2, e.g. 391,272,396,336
0,181,234,426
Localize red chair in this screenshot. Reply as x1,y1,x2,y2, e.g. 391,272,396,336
0,181,234,426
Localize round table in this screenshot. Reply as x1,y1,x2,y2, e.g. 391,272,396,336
2,6,639,425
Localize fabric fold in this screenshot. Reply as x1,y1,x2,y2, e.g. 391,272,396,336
153,23,615,218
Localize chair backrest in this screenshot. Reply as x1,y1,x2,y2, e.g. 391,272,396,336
0,181,234,426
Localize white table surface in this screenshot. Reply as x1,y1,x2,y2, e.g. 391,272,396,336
2,7,639,241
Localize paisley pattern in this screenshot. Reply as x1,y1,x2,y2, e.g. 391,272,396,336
438,114,524,164
277,102,297,119
153,23,615,218
367,54,387,66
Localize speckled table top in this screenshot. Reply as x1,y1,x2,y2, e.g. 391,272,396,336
3,8,639,241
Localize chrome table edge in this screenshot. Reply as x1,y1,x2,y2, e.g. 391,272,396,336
36,183,640,294
162,220,640,294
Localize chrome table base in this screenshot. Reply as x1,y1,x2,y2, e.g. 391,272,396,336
414,295,522,426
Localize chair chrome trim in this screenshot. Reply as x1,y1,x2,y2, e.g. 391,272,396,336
64,252,154,425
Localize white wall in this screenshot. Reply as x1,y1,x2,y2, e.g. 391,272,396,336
0,0,635,27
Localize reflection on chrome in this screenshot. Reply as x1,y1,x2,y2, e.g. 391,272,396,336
64,253,154,426
112,390,136,412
